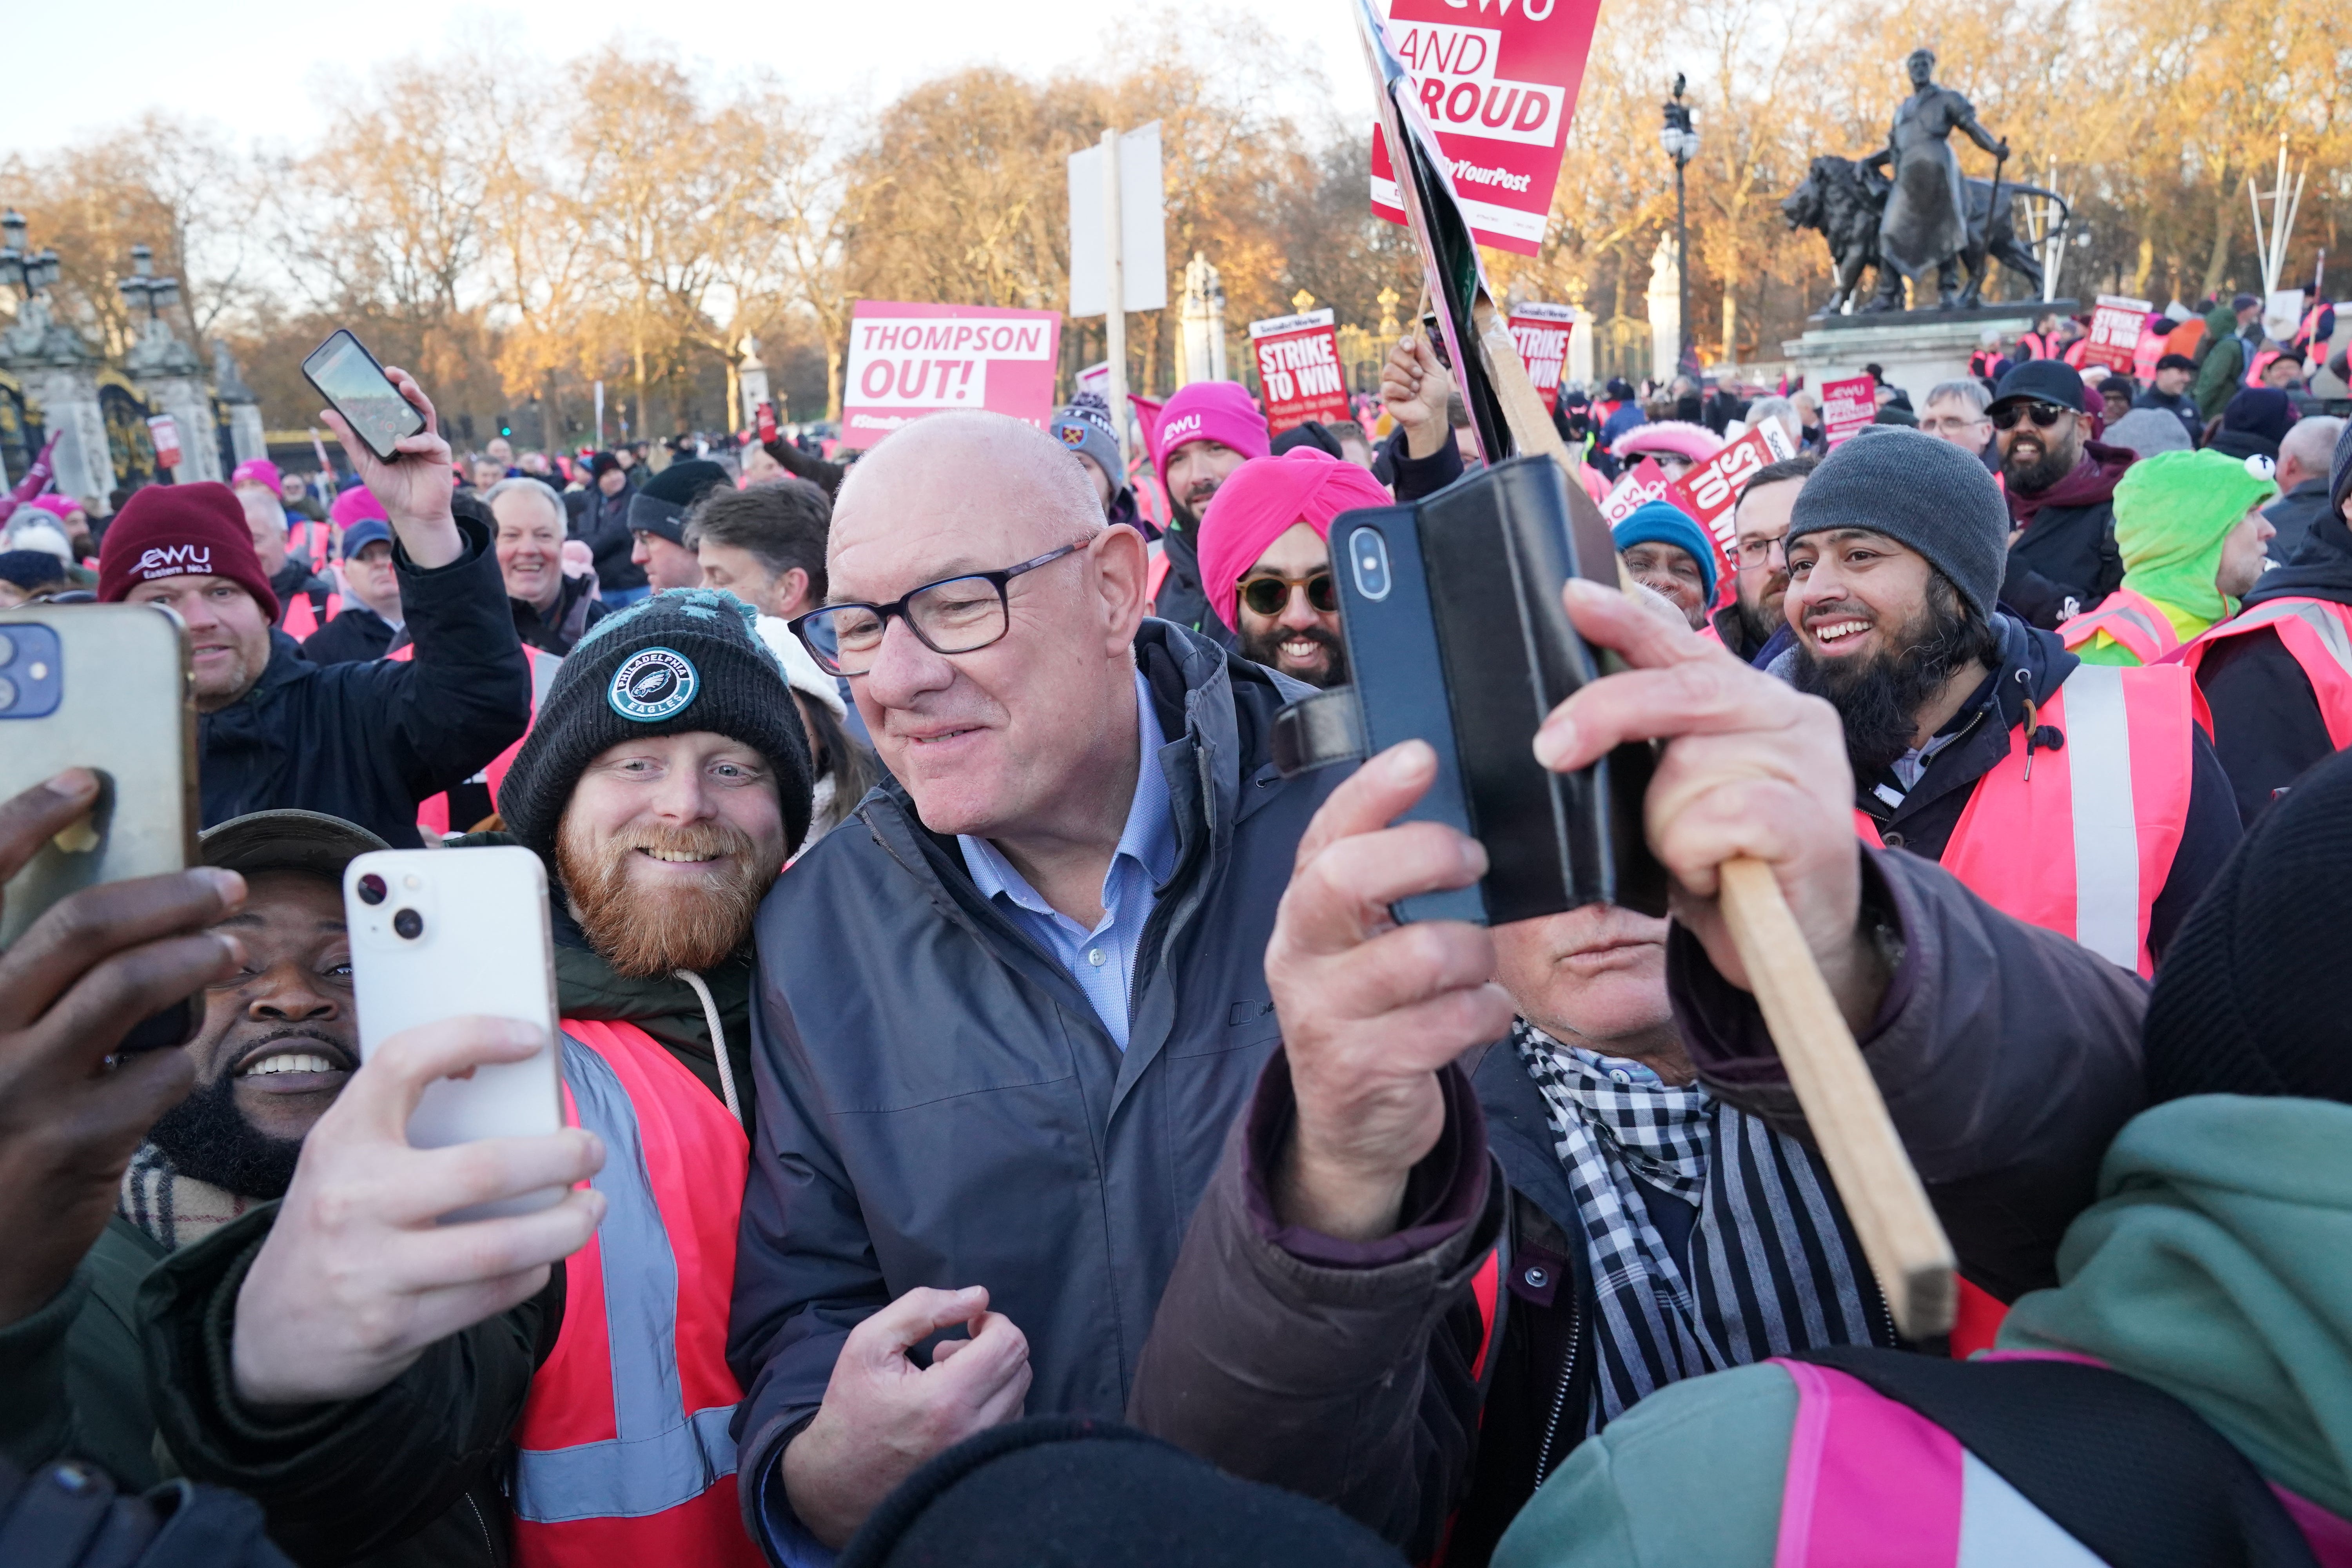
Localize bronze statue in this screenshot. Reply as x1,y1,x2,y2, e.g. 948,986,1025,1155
1783,155,2060,315
1863,48,2009,310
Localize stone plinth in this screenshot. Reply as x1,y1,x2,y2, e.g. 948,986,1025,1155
1784,301,2074,402
213,341,268,466
0,299,114,503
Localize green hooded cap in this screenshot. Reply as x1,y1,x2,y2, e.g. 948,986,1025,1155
2113,448,2277,625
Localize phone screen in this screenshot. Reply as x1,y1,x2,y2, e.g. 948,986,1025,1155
304,331,425,459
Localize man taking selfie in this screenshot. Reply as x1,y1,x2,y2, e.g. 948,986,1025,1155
96,367,529,849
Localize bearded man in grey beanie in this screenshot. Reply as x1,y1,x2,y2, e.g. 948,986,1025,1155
1775,425,2238,975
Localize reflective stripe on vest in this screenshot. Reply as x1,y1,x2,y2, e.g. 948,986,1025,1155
1933,666,2194,975
1771,1358,2107,1565
2179,597,2352,750
391,642,560,835
510,1020,762,1567
2058,588,2178,666
281,589,341,642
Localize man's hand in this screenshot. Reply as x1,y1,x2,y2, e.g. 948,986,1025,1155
319,365,462,569
1380,334,1455,461
0,771,245,1325
1534,579,1885,1027
1263,742,1516,1242
231,1016,606,1407
782,1287,1030,1548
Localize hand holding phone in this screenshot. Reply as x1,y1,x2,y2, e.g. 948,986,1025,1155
304,331,461,569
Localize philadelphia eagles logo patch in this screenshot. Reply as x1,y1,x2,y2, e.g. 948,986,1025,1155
608,647,699,722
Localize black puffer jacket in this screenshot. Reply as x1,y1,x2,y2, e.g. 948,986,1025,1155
2194,509,2352,822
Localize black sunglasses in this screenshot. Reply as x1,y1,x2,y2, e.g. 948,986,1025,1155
1990,400,2072,431
1238,572,1338,617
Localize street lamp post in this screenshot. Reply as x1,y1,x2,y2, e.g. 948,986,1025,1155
117,243,182,325
0,210,63,306
1659,77,1699,376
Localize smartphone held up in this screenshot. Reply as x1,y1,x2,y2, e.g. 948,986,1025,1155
302,328,426,462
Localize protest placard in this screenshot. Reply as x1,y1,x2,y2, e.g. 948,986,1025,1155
1505,302,1577,413
1820,375,1877,447
1368,0,1606,256
840,301,1062,448
1666,421,1797,571
146,414,183,471
1249,309,1352,434
2082,294,2152,374
1599,457,1671,526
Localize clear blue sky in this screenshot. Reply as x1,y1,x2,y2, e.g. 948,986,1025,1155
16,0,1362,154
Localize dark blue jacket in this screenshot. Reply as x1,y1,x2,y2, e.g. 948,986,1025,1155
195,507,529,848
728,619,1348,1547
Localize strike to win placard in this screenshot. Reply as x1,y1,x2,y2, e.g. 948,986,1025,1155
1249,309,1352,435
1665,422,1798,573
1369,0,1606,256
2082,294,2152,374
1505,302,1576,412
840,301,1062,448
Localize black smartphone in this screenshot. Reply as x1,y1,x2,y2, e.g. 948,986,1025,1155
1329,456,1667,925
301,329,426,462
1419,311,1452,370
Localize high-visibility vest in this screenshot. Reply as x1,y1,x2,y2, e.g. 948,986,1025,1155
512,1020,762,1568
2057,587,2180,667
280,586,341,642
2175,596,2352,751
1853,664,2198,976
386,640,562,835
2017,330,2058,360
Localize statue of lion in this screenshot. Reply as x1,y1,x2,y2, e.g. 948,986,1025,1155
1784,155,2069,315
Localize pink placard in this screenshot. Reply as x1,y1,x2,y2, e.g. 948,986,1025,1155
840,301,1063,449
1820,376,1877,447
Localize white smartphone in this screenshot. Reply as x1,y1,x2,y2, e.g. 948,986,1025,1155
345,845,566,1221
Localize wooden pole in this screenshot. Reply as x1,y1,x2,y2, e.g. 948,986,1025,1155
1472,305,1958,1341
1102,127,1130,475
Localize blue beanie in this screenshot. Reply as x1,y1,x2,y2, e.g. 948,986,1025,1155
1612,499,1718,601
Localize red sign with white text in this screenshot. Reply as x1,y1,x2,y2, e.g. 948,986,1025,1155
1249,309,1352,434
1666,422,1797,572
146,414,183,471
1506,302,1576,412
1369,0,1607,256
1600,457,1670,526
1820,375,1877,447
840,301,1062,448
2083,294,2152,374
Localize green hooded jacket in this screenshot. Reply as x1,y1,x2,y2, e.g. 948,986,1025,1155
2194,303,2252,422
1490,1096,2352,1566
2078,449,2279,664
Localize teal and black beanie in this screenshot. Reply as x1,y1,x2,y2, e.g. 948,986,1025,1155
499,588,813,859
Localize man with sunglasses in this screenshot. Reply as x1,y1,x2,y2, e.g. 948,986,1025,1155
1195,448,1395,689
731,410,1353,1558
1988,361,2134,630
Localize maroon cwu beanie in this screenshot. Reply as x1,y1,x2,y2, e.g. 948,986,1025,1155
98,482,280,621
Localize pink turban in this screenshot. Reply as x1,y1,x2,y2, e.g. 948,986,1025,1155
1196,449,1393,628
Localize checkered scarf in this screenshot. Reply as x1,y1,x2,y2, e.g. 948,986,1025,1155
118,1142,263,1252
1513,1021,1890,1430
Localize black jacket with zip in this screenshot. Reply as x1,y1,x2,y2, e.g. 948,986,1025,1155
134,859,753,1568
2194,509,2352,824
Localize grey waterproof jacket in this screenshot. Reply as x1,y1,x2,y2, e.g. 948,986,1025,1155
727,619,1345,1544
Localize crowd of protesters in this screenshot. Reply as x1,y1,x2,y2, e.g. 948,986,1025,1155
3,282,2352,1568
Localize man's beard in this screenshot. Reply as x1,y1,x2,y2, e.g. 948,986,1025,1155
1730,581,1786,649
144,1067,304,1200
2003,430,2079,494
1790,582,1983,773
556,815,773,978
1238,622,1350,688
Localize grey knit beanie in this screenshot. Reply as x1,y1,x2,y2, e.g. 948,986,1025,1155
1784,425,2009,623
498,588,813,861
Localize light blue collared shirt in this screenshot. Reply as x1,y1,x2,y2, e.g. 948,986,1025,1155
956,669,1178,1051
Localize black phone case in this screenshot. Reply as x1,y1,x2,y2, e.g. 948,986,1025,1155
1333,456,1668,925
300,329,425,462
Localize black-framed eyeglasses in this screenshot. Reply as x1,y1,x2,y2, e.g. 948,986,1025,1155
1238,572,1338,617
1990,400,2072,431
789,542,1086,676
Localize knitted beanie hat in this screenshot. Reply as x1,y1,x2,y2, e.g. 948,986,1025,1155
96,482,280,621
1786,426,2009,623
2112,449,2276,622
497,588,813,860
2142,746,2352,1105
626,459,731,546
1612,498,1720,603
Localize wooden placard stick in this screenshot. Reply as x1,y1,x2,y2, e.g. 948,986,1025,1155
1473,309,1958,1341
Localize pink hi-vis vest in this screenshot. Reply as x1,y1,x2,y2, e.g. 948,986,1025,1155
386,641,562,835
511,1020,764,1568
1768,1355,2352,1567
1852,664,2198,977
2058,587,2180,666
2176,597,2352,750
280,587,341,642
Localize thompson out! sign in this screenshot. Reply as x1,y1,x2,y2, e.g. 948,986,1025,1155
1370,0,1606,256
839,301,1062,447
1249,309,1351,434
